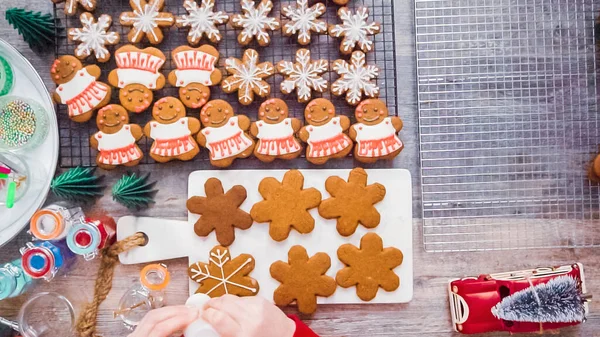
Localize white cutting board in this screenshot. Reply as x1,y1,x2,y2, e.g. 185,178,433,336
118,169,413,304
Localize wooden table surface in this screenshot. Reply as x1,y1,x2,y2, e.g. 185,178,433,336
1,1,599,337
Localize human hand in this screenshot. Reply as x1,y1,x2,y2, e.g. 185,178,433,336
128,305,200,337
203,295,296,337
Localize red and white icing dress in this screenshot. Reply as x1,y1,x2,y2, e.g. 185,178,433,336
201,116,253,160
115,51,164,89
149,117,196,157
173,49,217,87
94,125,142,165
306,116,352,158
255,118,301,156
56,69,109,118
352,117,403,157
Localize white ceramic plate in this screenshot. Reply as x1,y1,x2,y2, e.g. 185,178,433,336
0,38,58,246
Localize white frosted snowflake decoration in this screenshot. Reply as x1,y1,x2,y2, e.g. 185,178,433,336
281,0,327,45
231,0,280,46
329,7,381,54
176,0,229,44
332,51,380,105
278,49,328,103
120,0,175,44
222,49,274,105
68,13,119,63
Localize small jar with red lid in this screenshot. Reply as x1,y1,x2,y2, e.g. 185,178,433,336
20,241,66,281
66,215,116,260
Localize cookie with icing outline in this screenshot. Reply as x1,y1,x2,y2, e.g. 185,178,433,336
281,0,327,45
277,48,328,103
230,0,280,47
332,50,380,106
68,13,119,63
176,0,229,44
52,0,95,17
221,49,274,105
120,0,175,44
328,7,381,55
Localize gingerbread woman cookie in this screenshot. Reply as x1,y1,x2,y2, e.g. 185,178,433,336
281,0,327,45
197,100,255,167
51,55,111,123
298,98,353,165
349,99,403,163
168,45,222,109
52,0,95,17
144,97,201,163
230,0,280,46
249,99,302,162
329,7,381,55
120,0,175,44
90,105,143,170
176,0,229,44
222,49,274,105
109,45,167,113
68,13,120,63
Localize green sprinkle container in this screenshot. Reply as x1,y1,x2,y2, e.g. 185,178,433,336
0,56,14,96
0,96,48,151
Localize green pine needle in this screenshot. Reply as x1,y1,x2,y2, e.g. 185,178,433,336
51,167,105,202
5,8,59,50
112,172,157,209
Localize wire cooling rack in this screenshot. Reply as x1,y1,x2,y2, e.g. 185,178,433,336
416,0,600,251
53,0,398,167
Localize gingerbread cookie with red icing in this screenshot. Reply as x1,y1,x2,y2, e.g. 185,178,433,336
249,99,302,162
144,97,201,163
349,99,403,163
108,45,167,114
197,99,255,168
51,55,111,123
168,45,222,109
298,98,352,165
90,105,143,170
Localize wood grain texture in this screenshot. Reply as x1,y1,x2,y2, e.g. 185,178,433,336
0,1,598,337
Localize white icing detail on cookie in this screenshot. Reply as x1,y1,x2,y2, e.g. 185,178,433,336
95,125,142,165
202,116,253,160
149,117,196,156
332,51,379,105
222,49,273,104
231,0,280,45
56,69,109,117
353,117,403,158
306,116,352,158
278,49,328,102
121,0,174,42
114,50,165,88
177,0,228,43
173,49,217,86
329,7,381,53
116,69,161,88
281,0,326,45
69,14,119,61
255,118,301,156
189,248,258,296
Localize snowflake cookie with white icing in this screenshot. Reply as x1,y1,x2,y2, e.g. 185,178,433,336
329,7,381,55
332,50,380,105
68,13,119,63
277,49,328,103
176,0,229,44
231,0,280,46
52,0,95,17
120,0,175,44
281,0,327,45
221,49,274,105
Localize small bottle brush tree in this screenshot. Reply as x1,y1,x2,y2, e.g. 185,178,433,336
5,8,58,50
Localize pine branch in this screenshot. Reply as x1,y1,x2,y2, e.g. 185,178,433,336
112,172,157,209
51,167,105,202
5,8,61,50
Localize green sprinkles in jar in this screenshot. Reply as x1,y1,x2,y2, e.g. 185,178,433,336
0,100,37,147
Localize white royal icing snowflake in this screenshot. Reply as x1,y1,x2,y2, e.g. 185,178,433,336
176,0,229,44
278,49,328,103
332,51,380,105
222,49,274,105
329,7,381,54
68,13,119,62
281,0,327,45
231,0,280,46
120,0,174,44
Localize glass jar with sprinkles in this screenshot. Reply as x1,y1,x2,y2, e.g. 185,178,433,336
0,96,48,151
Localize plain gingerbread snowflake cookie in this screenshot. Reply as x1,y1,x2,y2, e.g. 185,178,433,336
331,50,380,105
329,7,381,55
176,0,229,44
281,0,327,45
277,48,328,103
68,13,120,63
231,0,280,46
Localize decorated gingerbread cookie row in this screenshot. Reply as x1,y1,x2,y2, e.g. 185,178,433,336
89,97,403,169
62,0,379,54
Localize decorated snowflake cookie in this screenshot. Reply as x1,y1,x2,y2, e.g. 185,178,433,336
68,13,119,63
222,49,274,105
329,7,381,55
176,0,229,44
120,0,175,44
278,49,328,103
281,0,327,45
332,51,380,105
231,0,280,46
52,0,95,17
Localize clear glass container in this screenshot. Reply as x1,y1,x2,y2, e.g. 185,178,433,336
0,96,49,151
0,258,33,300
20,241,67,281
17,292,75,337
0,151,29,208
29,204,85,241
66,216,116,261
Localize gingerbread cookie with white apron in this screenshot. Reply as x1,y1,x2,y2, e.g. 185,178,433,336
250,98,302,162
51,55,111,123
108,45,167,113
144,97,201,163
298,98,353,165
90,105,144,170
197,99,255,168
349,99,403,163
167,45,222,109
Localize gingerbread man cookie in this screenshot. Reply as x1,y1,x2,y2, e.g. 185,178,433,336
68,13,120,63
222,49,274,105
332,51,380,105
298,98,353,165
120,0,175,44
329,7,381,55
51,55,111,123
197,100,255,167
109,45,167,113
90,105,144,170
176,0,229,44
281,0,327,45
336,233,404,301
168,45,222,109
349,99,404,163
277,49,328,103
250,99,302,162
52,0,95,17
231,0,280,46
144,97,201,163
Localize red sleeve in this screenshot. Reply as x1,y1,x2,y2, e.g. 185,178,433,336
288,315,320,337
